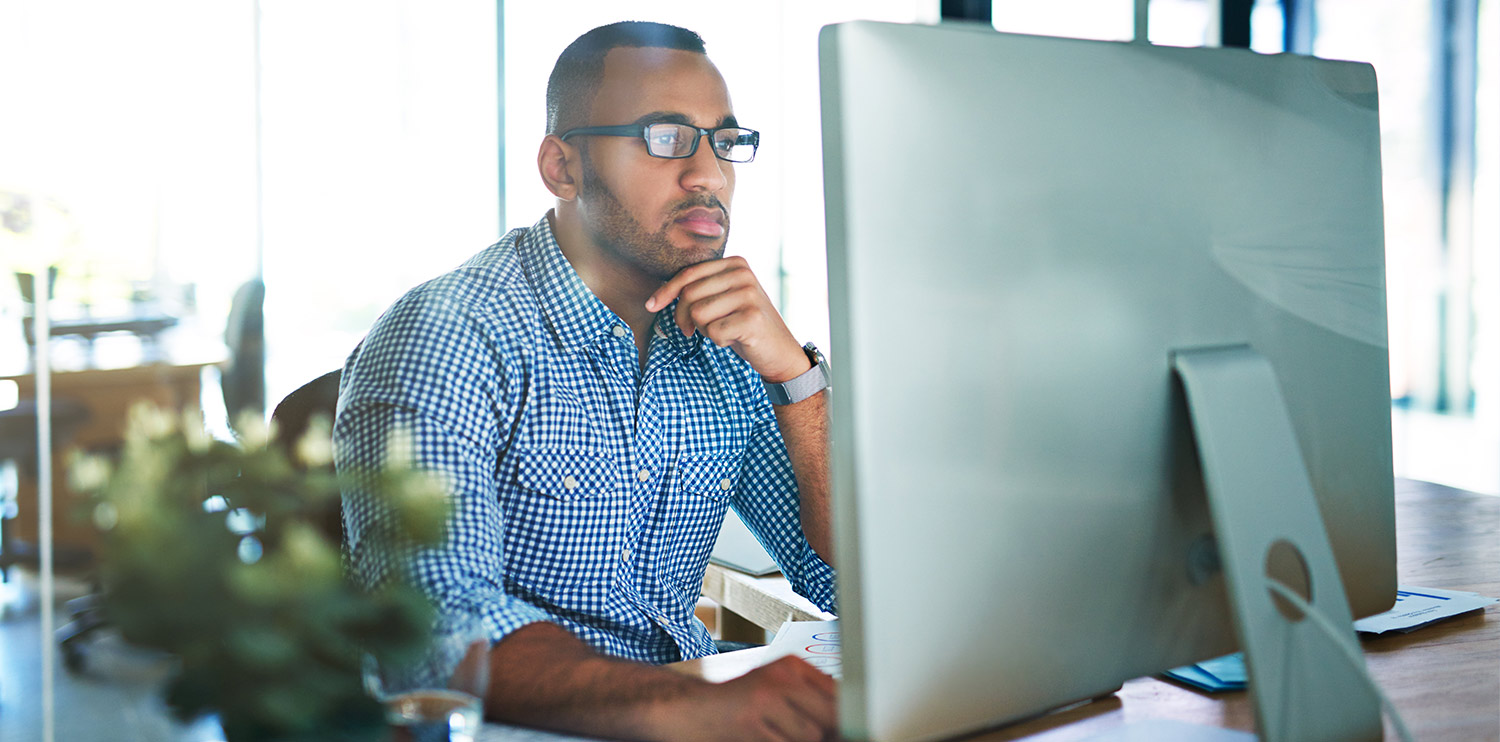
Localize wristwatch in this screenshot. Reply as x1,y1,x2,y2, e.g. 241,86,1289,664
764,343,831,406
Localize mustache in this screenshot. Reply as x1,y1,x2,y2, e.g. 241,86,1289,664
670,195,728,221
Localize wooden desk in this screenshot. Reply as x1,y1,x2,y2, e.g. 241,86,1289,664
700,564,835,643
3,361,218,557
676,479,1500,741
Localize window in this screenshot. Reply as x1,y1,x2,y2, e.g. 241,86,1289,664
0,1,499,420
258,2,498,406
0,1,258,368
1320,0,1499,493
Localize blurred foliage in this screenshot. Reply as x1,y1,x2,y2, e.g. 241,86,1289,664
71,403,451,742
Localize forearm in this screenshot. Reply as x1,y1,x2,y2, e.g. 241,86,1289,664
772,389,834,567
485,622,709,741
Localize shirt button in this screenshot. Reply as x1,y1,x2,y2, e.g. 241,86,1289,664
637,468,651,482
719,478,733,491
612,325,628,338
620,545,632,561
562,475,579,491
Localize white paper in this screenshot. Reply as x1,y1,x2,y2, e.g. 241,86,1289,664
478,723,607,742
765,620,842,678
1353,586,1498,635
1083,719,1256,741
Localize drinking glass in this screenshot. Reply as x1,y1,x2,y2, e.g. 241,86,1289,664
365,613,490,742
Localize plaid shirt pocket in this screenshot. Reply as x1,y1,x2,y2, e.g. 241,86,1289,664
505,449,625,601
517,448,619,500
678,452,741,500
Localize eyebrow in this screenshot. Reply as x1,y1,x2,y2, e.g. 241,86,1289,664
631,111,741,129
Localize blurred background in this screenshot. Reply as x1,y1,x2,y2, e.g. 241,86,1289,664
2,1,1488,494
0,0,1494,593
0,0,1493,738
0,0,1494,557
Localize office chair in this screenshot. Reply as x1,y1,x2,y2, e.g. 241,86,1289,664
270,368,344,545
222,278,266,432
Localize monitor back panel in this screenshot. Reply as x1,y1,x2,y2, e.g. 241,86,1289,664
819,21,1394,742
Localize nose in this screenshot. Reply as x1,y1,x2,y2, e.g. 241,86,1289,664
679,134,730,193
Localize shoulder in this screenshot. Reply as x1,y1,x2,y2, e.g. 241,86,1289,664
415,229,533,321
376,231,540,341
343,229,543,398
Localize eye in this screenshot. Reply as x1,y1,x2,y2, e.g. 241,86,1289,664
713,130,746,154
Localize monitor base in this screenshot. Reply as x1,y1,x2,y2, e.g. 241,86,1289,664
1173,345,1382,742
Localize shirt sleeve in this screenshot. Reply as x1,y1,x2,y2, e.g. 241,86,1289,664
731,394,839,615
334,288,553,644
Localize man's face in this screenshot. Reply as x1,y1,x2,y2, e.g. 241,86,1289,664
573,47,738,281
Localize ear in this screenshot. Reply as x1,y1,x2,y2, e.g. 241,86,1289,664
538,135,580,201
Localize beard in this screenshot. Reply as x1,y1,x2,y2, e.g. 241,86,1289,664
579,151,729,281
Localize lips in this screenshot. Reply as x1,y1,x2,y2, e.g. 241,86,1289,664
674,206,726,238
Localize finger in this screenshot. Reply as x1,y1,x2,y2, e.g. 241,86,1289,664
673,271,756,337
699,315,741,349
742,716,792,742
800,661,839,703
644,268,695,314
763,699,824,742
646,256,744,312
783,696,837,738
781,659,838,720
766,657,838,708
672,268,754,335
783,676,838,732
675,262,750,306
686,286,760,342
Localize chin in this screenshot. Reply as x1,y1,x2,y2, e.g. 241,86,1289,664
669,236,725,257
647,250,718,281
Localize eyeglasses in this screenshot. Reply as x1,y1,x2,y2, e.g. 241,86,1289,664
559,122,760,163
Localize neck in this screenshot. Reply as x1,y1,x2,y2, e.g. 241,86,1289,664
548,207,660,334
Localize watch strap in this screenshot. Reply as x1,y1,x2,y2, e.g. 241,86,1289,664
764,344,830,405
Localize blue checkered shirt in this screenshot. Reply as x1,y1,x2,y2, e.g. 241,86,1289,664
335,214,837,663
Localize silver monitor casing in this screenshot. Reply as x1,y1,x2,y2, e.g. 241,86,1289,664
819,21,1395,742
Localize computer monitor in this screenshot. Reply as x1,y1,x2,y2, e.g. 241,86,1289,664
819,21,1395,741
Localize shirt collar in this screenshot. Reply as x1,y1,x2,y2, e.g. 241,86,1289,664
518,213,703,359
651,299,705,360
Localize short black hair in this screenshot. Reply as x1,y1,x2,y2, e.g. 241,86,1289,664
545,21,708,136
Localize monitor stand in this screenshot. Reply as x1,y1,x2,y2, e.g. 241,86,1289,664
1172,345,1381,742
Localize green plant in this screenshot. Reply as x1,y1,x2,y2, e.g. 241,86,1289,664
72,404,450,742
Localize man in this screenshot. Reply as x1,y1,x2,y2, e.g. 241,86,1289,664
335,21,839,742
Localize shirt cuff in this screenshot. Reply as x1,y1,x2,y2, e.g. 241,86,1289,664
448,587,557,645
789,552,839,616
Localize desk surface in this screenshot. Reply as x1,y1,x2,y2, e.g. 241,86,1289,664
676,478,1500,741
0,321,225,379
3,356,222,556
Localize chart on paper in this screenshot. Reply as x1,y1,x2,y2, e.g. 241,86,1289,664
765,620,842,679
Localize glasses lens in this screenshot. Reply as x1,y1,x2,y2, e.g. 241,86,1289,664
644,124,695,158
711,128,757,163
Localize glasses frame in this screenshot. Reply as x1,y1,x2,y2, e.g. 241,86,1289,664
559,122,760,163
